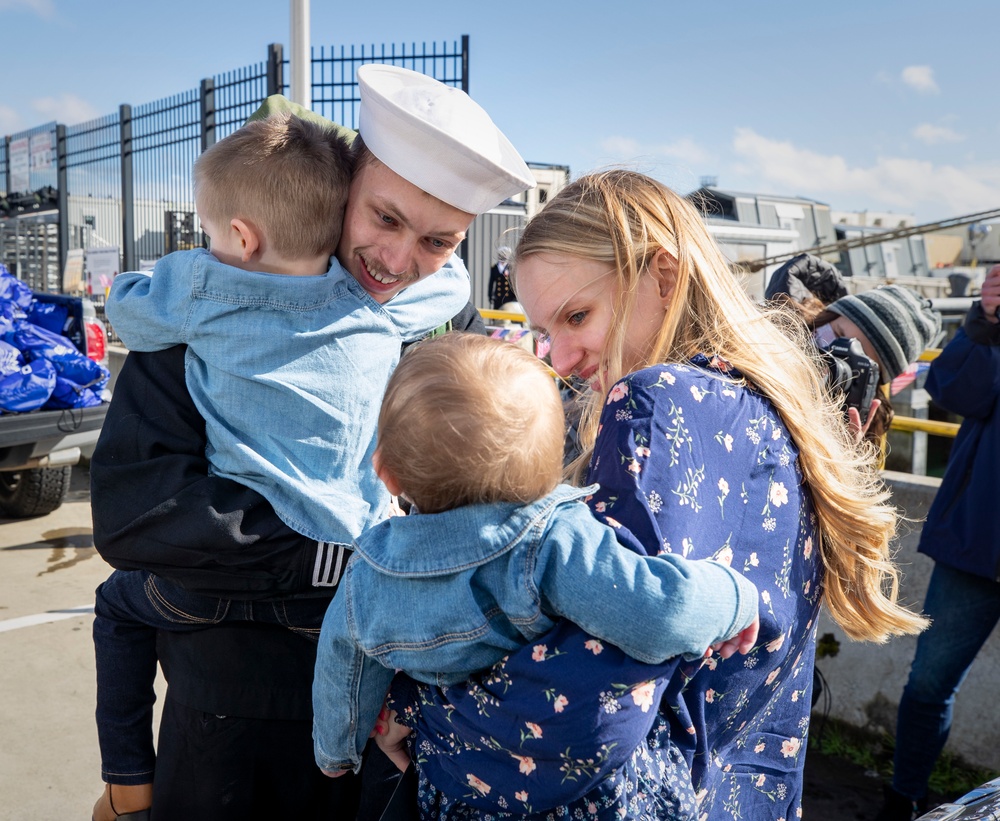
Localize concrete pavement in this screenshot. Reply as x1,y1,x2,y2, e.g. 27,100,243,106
0,465,163,821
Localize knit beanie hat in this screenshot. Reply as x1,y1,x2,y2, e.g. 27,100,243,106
825,285,941,380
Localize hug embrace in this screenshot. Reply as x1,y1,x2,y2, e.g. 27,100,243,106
89,66,925,821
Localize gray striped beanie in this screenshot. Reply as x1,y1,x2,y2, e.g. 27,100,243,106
826,285,941,380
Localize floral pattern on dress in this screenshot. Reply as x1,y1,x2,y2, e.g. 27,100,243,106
394,356,823,821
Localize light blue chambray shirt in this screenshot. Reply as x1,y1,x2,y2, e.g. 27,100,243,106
105,248,470,543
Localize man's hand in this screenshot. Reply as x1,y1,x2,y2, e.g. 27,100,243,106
981,265,1000,324
708,614,760,660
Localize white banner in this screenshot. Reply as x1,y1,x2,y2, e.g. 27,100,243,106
29,132,53,171
9,137,29,192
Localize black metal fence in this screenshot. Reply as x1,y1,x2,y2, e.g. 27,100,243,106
0,37,469,311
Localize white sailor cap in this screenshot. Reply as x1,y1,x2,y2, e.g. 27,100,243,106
357,64,535,215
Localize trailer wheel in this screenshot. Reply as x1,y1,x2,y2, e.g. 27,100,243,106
0,467,72,518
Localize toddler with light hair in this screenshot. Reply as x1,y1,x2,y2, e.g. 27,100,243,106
313,332,761,784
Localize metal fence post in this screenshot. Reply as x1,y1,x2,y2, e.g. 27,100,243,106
461,34,470,94
201,78,216,152
120,104,135,274
55,124,68,286
267,43,284,98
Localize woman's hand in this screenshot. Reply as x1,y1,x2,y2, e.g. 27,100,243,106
846,397,883,443
373,704,413,774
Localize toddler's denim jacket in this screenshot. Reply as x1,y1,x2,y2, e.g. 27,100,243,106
312,483,757,772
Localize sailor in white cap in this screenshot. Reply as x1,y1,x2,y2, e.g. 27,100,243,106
340,64,534,303
254,64,534,304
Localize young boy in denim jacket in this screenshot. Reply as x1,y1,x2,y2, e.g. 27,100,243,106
93,65,535,821
313,333,760,791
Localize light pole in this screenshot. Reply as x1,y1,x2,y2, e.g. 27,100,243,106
290,0,311,109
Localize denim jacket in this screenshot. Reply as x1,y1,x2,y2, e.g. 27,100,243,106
312,483,758,772
105,249,469,544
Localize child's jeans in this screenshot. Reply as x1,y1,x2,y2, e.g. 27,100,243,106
93,568,331,785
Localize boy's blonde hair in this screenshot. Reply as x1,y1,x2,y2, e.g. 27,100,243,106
194,113,353,259
378,333,565,514
513,169,928,643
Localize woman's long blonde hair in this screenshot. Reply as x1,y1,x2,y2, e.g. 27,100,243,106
513,169,927,642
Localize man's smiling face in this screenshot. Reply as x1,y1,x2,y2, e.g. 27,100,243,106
337,158,474,304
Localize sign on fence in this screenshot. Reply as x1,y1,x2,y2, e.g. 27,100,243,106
9,137,29,192
29,132,53,172
84,246,120,297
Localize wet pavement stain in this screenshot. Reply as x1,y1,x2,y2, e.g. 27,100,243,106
35,528,96,576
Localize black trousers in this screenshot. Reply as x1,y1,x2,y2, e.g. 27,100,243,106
151,695,360,821
151,694,418,821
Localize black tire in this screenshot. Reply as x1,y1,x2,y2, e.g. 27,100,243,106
0,466,72,518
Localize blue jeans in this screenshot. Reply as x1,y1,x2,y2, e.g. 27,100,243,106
93,569,330,784
892,562,1000,800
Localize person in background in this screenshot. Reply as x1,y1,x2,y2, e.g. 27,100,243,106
387,170,928,821
90,65,534,821
876,264,1000,821
766,255,941,447
488,244,515,309
810,285,941,442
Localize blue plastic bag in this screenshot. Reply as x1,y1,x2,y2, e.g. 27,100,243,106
0,340,23,376
0,264,34,312
0,360,56,413
7,321,110,388
0,302,16,337
44,375,105,410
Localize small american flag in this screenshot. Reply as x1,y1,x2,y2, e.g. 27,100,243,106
890,361,930,396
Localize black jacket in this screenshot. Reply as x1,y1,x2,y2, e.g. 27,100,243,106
91,299,487,598
90,345,332,599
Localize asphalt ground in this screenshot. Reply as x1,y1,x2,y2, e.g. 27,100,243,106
0,465,165,821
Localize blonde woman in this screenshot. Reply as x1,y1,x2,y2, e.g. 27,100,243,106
389,170,926,821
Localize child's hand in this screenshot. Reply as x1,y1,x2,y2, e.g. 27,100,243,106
708,614,760,660
373,704,413,774
321,768,350,778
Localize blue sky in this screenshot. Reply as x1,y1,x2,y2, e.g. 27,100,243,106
2,0,998,224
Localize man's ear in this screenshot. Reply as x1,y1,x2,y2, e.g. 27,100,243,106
231,218,260,263
651,247,678,305
372,448,404,497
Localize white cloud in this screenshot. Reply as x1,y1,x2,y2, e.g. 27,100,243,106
913,123,964,145
731,127,1000,219
0,105,22,134
31,93,101,126
0,0,55,17
901,65,939,94
600,135,710,166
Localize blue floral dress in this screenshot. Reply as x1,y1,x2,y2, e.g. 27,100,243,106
392,356,823,820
